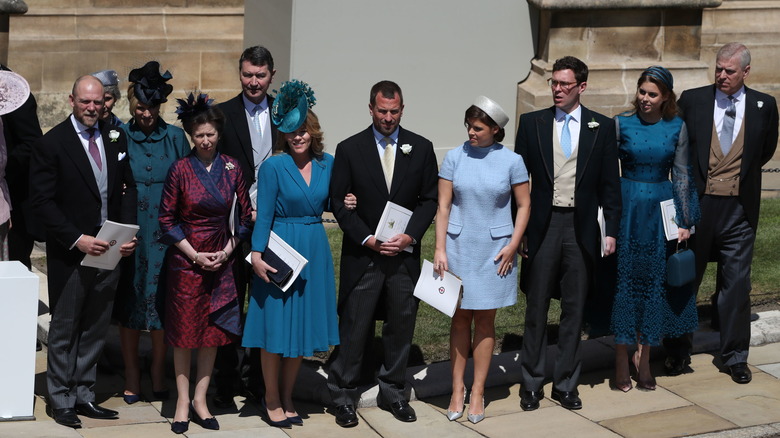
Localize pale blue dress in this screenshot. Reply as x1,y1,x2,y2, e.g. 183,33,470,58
439,142,528,310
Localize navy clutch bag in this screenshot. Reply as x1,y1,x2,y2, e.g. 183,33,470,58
667,242,696,287
262,247,294,289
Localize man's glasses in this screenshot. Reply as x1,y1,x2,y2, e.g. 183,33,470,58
547,78,578,91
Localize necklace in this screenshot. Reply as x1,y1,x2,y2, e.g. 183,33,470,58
196,154,215,166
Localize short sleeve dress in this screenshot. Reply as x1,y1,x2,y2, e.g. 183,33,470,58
439,142,528,310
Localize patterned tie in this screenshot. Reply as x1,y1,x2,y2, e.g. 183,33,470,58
86,127,102,170
720,95,736,156
381,137,394,191
252,104,263,136
561,114,572,159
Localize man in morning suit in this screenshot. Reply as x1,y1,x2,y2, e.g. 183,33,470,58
213,45,278,407
30,75,137,428
327,80,438,427
664,43,778,383
515,56,621,411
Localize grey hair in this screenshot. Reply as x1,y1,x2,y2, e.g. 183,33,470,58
717,42,751,69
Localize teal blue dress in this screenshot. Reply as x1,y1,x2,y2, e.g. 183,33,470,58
242,153,339,357
610,113,700,346
116,118,191,330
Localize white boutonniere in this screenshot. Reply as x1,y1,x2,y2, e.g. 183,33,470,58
225,162,235,170
587,118,599,130
400,144,413,155
109,130,120,142
758,101,764,109
117,152,127,161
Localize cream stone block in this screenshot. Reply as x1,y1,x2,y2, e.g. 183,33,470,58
11,15,76,38
91,0,186,7
200,50,242,91
27,0,91,9
600,406,737,438
467,403,620,438
187,0,244,6
5,50,43,91
78,422,187,438
747,342,780,365
79,38,168,53
164,14,243,39
166,37,242,53
75,13,165,39
359,402,480,438
41,51,109,92
107,52,201,93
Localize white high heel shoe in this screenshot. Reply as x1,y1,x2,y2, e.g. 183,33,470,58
467,393,485,424
446,387,466,421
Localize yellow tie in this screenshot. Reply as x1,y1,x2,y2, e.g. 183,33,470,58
382,137,394,191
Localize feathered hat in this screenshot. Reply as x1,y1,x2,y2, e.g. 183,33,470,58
271,79,316,133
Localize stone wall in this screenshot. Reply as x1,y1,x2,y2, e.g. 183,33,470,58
7,0,244,130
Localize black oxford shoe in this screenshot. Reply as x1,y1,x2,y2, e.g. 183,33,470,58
519,389,544,411
380,400,417,422
334,404,358,427
664,355,690,376
551,389,582,410
729,363,752,384
75,402,118,419
52,408,81,428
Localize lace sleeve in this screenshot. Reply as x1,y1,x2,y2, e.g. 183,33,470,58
671,121,700,229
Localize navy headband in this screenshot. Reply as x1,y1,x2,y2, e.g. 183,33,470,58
643,65,674,91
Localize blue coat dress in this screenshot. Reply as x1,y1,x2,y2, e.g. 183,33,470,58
115,118,190,330
242,153,339,357
439,142,528,310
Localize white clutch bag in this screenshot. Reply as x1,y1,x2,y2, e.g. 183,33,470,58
413,260,463,317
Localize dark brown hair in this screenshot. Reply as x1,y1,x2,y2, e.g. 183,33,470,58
632,74,678,121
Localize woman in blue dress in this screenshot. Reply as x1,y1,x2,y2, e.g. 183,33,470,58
433,96,530,424
243,80,340,428
611,66,700,392
115,61,190,404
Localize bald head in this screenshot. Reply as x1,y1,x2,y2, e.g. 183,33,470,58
70,75,105,127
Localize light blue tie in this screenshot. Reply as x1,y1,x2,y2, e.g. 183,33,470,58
561,114,572,159
720,95,736,156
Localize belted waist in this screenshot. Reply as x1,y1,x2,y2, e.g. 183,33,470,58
275,215,322,225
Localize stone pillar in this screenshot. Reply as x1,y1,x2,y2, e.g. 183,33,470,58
517,0,722,118
0,0,27,66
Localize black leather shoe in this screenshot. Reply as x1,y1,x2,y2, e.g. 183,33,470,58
551,389,582,410
519,389,544,411
52,408,81,428
171,420,189,434
190,402,219,430
75,402,118,419
729,363,752,384
664,356,690,376
334,404,358,427
379,400,417,422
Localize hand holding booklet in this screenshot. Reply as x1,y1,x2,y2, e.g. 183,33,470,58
413,260,463,317
80,220,140,270
660,199,696,241
245,231,308,292
375,201,413,253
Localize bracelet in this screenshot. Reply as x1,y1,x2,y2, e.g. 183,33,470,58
221,250,228,260
192,252,199,265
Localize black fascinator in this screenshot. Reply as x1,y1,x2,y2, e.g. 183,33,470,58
128,61,173,106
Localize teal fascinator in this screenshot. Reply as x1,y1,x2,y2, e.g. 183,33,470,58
271,79,316,133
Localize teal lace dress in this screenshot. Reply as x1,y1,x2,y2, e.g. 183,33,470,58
610,113,700,346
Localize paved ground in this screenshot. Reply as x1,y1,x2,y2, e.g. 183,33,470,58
3,160,780,437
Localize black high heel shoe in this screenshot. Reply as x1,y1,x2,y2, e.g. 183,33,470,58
260,397,292,429
190,402,219,430
170,420,189,434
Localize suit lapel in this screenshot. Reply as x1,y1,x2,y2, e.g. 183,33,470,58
697,86,717,177
62,122,100,199
535,108,555,183
281,153,319,212
741,87,759,175
357,127,389,196
576,106,597,187
389,128,412,198
100,121,118,200
226,94,255,169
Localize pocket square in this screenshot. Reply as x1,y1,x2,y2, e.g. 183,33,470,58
118,152,127,161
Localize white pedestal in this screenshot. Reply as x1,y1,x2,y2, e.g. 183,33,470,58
0,261,39,421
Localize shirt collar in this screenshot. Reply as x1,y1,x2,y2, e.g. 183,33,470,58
715,86,745,102
555,105,582,123
372,126,399,145
243,94,268,113
70,114,98,135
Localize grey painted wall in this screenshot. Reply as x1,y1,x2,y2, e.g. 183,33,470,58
245,0,534,159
